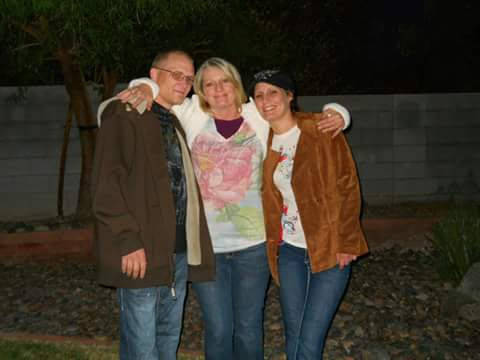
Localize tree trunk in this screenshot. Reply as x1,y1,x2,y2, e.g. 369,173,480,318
57,101,73,218
102,67,118,100
56,47,97,219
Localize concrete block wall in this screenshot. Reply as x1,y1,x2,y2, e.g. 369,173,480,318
300,93,480,204
0,86,106,220
1,86,479,219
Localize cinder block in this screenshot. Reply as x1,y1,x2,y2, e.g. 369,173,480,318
24,105,66,124
392,193,452,203
446,93,480,109
422,94,457,110
394,110,423,129
346,129,393,146
351,146,393,163
0,141,51,159
30,158,60,175
299,95,393,112
393,178,436,196
24,192,58,218
0,122,70,141
0,159,30,176
359,179,393,196
350,111,378,127
394,128,426,145
350,111,393,129
393,145,426,162
23,122,65,140
426,162,478,178
394,95,426,111
34,104,70,123
362,194,395,205
0,175,51,193
452,109,480,126
423,111,449,128
345,131,362,146
393,177,456,196
358,129,393,146
431,176,480,196
421,93,480,111
24,85,69,104
0,193,32,220
425,144,471,162
297,97,330,112
426,127,480,145
393,162,426,179
423,110,480,127
25,104,69,123
377,112,394,127
0,124,25,140
357,163,393,180
1,106,26,123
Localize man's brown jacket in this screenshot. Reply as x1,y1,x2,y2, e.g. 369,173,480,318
92,100,215,288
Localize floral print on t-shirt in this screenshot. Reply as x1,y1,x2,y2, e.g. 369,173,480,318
191,120,265,248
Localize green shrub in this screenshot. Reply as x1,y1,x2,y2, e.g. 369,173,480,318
429,202,480,285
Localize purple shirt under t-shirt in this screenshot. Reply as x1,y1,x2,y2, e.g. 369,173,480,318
214,117,244,139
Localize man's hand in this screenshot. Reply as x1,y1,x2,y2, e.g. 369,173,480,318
122,248,147,279
336,253,357,270
317,109,345,138
118,84,154,112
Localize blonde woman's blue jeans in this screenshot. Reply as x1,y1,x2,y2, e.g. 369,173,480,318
192,242,270,360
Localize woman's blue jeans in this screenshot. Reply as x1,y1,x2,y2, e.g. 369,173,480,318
192,242,271,360
278,242,350,360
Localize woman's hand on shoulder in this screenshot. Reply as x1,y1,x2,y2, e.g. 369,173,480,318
316,109,344,138
117,84,154,113
336,252,357,270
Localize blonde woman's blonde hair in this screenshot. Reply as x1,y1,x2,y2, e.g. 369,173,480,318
193,57,247,113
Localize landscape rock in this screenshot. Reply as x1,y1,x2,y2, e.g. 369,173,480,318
457,262,480,302
440,289,476,316
459,303,480,321
361,345,391,360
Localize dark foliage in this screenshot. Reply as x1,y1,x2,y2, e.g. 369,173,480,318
1,0,479,94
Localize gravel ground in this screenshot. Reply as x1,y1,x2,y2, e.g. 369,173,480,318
1,246,479,359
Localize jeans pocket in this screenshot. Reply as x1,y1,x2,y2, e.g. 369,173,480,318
119,287,156,311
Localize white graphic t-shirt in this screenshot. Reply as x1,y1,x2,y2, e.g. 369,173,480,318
271,125,307,248
190,118,266,253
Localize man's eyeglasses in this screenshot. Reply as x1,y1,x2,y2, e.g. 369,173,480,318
153,67,194,85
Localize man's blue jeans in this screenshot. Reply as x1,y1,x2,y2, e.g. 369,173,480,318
278,242,350,360
192,242,270,360
117,253,187,360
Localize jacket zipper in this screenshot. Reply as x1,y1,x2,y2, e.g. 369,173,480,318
170,253,176,299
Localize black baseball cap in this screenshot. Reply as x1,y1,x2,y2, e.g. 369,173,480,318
249,70,296,96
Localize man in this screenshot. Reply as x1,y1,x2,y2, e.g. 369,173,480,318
91,50,215,360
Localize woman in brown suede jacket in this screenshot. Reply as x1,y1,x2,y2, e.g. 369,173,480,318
251,70,368,360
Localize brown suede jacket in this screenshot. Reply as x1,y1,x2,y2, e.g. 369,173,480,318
92,100,215,288
262,112,369,284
